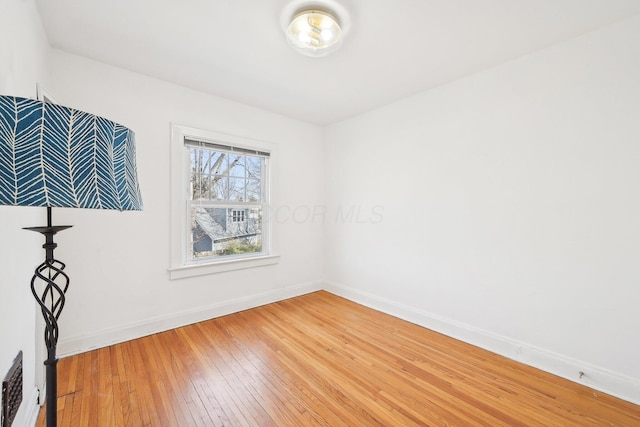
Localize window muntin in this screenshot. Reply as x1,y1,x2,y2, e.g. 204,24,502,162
187,141,269,263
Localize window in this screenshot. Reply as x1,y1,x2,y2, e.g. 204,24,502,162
170,125,279,279
232,209,246,223
188,140,268,261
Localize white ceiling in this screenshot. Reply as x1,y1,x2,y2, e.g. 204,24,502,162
35,0,640,125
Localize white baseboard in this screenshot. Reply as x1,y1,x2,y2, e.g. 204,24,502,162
14,387,39,427
57,281,322,358
324,281,640,406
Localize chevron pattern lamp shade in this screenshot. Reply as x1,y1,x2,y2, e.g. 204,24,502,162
0,95,142,211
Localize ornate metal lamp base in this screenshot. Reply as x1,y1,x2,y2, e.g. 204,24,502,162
24,208,72,427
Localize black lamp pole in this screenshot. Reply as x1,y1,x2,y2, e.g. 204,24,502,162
24,207,72,427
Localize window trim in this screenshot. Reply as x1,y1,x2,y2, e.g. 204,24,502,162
169,124,279,280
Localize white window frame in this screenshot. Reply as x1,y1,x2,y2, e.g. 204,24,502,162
169,124,279,279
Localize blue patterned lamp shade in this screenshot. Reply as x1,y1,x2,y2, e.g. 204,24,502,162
0,95,142,210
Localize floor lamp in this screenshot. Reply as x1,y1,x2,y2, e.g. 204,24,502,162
0,95,143,427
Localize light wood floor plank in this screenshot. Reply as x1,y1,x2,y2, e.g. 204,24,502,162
37,291,640,426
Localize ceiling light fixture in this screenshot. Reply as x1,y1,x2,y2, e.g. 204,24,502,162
286,8,343,57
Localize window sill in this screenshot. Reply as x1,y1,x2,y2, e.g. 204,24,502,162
168,254,280,280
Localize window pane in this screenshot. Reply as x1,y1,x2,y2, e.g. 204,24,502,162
190,174,206,200
228,155,245,177
210,175,227,200
227,177,245,201
190,150,202,200
246,178,261,202
201,150,211,174
191,206,262,259
246,156,261,179
204,176,215,200
190,149,199,172
209,152,226,175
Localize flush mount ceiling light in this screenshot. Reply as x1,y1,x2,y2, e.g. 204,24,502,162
287,9,342,56
282,1,350,57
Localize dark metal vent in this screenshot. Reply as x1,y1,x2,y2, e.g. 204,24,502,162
2,351,23,427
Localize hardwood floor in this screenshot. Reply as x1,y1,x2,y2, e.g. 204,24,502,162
37,291,639,426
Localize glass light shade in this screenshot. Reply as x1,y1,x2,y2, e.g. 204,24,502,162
286,10,342,57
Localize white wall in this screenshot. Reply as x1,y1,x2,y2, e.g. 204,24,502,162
45,50,325,355
0,0,50,425
4,1,639,416
324,15,640,403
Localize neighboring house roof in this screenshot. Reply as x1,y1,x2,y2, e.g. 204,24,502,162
194,207,259,243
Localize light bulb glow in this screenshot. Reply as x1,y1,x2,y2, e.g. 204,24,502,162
286,9,342,57
298,32,311,43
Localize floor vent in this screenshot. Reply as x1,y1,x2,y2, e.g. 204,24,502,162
2,351,23,427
